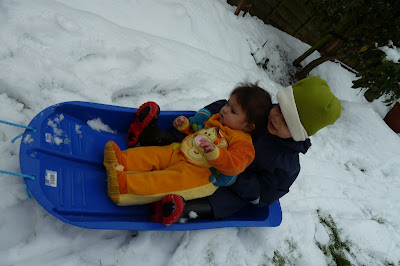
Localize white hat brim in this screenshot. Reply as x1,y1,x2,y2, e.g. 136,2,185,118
277,86,308,141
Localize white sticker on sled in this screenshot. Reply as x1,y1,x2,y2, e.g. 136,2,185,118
45,170,57,187
45,133,52,143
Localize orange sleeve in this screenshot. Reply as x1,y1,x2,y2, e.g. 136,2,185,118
205,140,255,176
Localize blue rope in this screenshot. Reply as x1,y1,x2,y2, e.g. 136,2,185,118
0,119,37,142
0,170,35,199
0,120,37,132
0,120,37,198
0,170,35,180
11,133,25,143
25,185,31,198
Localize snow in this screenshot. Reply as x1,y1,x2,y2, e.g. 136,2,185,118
75,124,82,135
87,118,117,134
0,0,399,265
188,211,199,219
23,134,34,144
381,42,400,63
47,114,69,145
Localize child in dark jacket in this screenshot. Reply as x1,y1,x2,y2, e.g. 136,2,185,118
104,83,272,213
128,76,341,225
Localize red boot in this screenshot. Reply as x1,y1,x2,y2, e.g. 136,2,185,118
126,101,160,147
149,194,185,226
161,194,185,226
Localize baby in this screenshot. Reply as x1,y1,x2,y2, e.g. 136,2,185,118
104,82,272,206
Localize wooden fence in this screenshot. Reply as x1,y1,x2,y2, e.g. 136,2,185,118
227,0,361,70
227,0,333,49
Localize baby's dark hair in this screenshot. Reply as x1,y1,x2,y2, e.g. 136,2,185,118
231,81,272,129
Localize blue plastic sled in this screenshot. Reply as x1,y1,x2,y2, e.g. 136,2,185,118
19,101,282,231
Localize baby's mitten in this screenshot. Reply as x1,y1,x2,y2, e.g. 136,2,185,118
189,108,212,131
209,168,237,186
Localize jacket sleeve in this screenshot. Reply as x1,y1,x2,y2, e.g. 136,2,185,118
260,151,300,205
162,100,228,143
229,165,262,203
230,151,300,206
258,166,299,207
205,140,255,176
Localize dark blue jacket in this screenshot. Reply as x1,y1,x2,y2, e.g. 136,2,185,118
203,100,311,219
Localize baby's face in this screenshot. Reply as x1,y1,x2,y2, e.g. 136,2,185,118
267,105,292,139
219,95,252,132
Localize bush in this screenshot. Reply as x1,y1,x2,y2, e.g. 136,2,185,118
297,0,400,89
352,47,400,104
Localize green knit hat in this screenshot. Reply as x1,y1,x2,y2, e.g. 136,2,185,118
277,76,341,141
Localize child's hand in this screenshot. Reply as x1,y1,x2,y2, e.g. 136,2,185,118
173,116,186,128
198,138,216,153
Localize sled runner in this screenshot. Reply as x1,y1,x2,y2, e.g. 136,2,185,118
19,101,282,230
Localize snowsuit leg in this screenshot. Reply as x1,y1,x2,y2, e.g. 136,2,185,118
105,141,217,205
121,143,179,171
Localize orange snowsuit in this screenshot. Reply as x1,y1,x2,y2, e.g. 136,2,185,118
104,114,255,205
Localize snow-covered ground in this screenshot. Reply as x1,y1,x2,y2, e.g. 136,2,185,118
1,0,399,265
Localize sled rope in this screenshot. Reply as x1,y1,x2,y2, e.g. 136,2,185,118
0,170,35,198
0,119,37,143
0,120,37,198
0,170,35,180
11,133,26,143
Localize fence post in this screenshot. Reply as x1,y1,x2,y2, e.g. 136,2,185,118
234,0,247,16
293,34,333,67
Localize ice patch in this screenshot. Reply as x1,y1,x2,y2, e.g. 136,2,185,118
47,115,64,137
75,124,82,135
46,114,69,145
23,134,34,144
179,218,188,223
188,211,198,219
54,114,64,123
178,211,198,223
87,118,116,134
53,137,63,145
